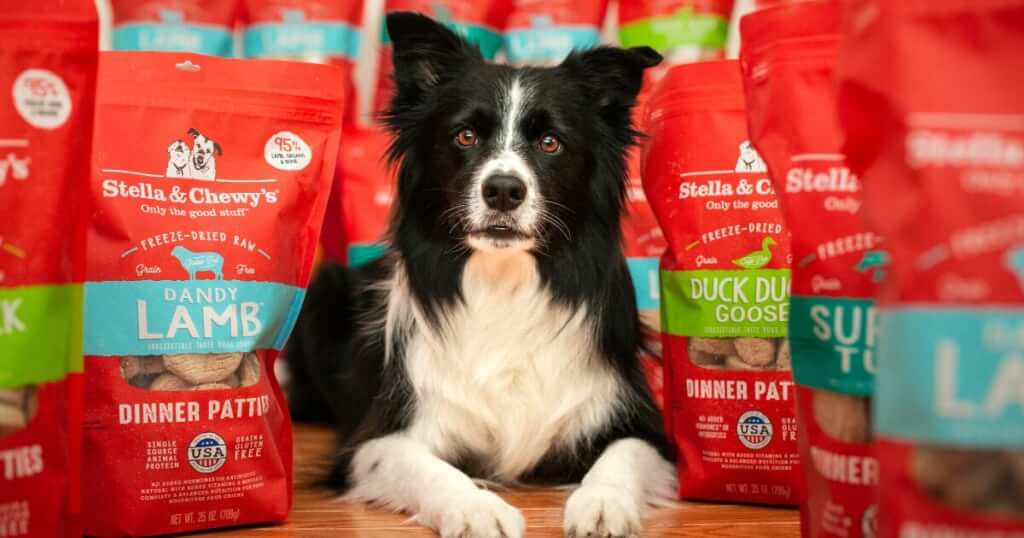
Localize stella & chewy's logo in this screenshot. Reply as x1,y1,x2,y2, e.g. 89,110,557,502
907,129,1024,169
188,432,228,473
678,140,775,199
100,126,287,210
737,410,773,449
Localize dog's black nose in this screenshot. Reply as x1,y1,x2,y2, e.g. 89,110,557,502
482,175,526,211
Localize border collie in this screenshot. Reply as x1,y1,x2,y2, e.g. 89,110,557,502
287,12,675,537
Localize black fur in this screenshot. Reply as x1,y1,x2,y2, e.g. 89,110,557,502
286,12,672,493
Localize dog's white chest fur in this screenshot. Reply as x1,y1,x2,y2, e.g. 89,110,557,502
394,251,621,481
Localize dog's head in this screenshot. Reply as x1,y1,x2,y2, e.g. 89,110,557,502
383,13,660,254
739,141,758,163
187,128,222,170
168,139,190,166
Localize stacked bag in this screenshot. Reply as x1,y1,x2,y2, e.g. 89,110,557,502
643,59,799,505
645,0,1024,533
741,2,880,533
0,1,98,535
81,53,344,536
838,0,1024,533
6,3,346,535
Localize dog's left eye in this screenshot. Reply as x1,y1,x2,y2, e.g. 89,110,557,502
455,128,478,148
539,134,561,154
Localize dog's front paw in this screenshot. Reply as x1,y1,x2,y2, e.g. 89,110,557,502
563,485,641,538
439,490,525,538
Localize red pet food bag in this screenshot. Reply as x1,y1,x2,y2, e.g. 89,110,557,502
337,125,396,266
239,0,364,264
240,0,363,123
110,0,239,56
81,52,344,536
838,0,1024,534
373,0,513,113
627,99,668,410
742,2,882,535
644,60,800,505
0,1,97,536
618,0,734,92
503,0,609,66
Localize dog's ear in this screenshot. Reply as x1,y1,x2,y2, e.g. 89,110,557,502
213,142,223,156
385,12,482,98
561,46,661,110
187,128,200,139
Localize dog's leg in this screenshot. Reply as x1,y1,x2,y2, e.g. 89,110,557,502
563,438,676,538
347,434,526,538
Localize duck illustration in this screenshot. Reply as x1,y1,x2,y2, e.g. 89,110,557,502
733,236,777,269
1006,244,1024,291
855,249,891,283
0,236,25,259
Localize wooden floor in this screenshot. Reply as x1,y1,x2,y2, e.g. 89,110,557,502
207,424,801,537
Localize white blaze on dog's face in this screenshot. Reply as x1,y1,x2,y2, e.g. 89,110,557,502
464,78,540,253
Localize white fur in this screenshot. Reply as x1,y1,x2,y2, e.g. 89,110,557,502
563,439,678,538
350,250,674,535
166,141,190,178
499,79,527,152
397,250,622,479
466,77,542,245
347,434,526,538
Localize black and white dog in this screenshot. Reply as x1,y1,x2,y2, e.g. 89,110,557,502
186,127,221,180
287,12,675,538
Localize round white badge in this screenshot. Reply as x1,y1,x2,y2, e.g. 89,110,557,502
187,432,228,474
12,69,72,129
264,131,312,171
736,410,774,450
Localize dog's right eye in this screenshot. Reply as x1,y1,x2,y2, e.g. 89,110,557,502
454,129,478,148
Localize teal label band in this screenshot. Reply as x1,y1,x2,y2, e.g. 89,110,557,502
382,21,503,59
628,257,660,311
505,25,600,63
84,280,304,356
876,307,1024,448
244,22,360,60
348,243,387,268
113,23,233,56
790,296,877,396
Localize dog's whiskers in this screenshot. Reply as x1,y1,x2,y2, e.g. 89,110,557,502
537,207,572,242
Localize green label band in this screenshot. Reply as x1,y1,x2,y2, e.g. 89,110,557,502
790,296,877,396
619,8,728,51
661,269,790,338
0,284,81,387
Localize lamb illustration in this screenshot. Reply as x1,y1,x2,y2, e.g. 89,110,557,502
1006,244,1024,292
170,246,224,280
735,140,768,172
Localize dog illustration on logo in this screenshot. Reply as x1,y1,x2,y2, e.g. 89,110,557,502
165,139,191,178
186,128,222,180
736,140,768,172
171,246,224,280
